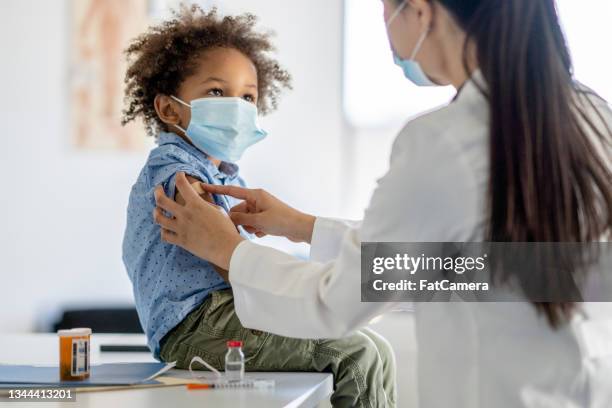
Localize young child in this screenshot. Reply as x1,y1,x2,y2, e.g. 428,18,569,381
121,6,396,407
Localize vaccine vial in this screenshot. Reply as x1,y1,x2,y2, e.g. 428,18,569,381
224,340,245,382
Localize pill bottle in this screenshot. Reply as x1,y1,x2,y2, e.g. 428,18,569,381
225,340,245,382
58,328,91,381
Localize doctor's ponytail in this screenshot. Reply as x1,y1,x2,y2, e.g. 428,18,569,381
438,0,612,326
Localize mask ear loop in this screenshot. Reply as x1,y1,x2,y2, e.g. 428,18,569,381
170,95,191,107
386,0,407,29
170,95,190,134
409,27,430,60
189,356,223,382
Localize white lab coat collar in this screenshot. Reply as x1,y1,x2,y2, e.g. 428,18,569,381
453,68,487,104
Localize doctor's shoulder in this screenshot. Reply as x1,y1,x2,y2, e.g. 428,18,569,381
573,83,612,132
390,98,488,176
362,101,488,242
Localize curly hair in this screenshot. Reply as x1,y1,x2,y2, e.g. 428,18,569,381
122,5,292,136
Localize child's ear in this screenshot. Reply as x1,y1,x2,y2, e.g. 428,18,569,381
154,94,182,127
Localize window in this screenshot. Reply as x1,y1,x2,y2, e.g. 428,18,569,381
342,0,455,129
556,1,612,102
342,0,612,129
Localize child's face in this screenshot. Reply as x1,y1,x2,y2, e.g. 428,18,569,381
174,47,259,130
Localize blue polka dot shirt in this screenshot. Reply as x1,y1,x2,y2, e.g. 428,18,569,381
122,131,248,359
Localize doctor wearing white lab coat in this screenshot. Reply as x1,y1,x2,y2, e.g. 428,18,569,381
153,0,612,406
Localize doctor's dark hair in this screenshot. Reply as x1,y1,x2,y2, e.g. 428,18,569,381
122,5,291,136
431,0,612,326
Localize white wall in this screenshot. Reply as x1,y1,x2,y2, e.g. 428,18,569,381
0,0,346,332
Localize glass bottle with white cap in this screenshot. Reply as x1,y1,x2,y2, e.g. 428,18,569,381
224,340,245,382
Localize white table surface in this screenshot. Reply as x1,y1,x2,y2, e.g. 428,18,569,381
0,333,333,408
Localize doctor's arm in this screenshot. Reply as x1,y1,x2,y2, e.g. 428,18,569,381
194,182,359,262
228,225,389,338
153,172,322,268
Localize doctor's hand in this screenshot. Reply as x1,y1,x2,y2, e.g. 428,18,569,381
153,172,245,271
196,183,316,244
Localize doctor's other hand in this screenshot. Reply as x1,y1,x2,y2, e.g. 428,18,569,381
153,172,244,271
197,183,316,244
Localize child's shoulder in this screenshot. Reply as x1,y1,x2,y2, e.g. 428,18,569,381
148,132,201,167
143,132,214,186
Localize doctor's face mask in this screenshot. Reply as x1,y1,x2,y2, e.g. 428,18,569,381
385,0,438,87
171,96,267,163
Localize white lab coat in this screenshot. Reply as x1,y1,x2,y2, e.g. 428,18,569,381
228,73,612,407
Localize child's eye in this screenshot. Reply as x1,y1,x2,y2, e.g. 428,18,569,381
243,94,255,103
207,88,223,97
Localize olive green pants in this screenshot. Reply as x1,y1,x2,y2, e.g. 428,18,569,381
160,289,397,408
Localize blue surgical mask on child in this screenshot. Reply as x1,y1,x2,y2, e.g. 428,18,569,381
171,96,267,163
385,0,437,87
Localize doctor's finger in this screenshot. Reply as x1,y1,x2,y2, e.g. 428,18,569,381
175,172,202,204
161,228,182,246
230,211,261,229
153,208,178,232
243,226,258,234
154,186,183,215
199,183,256,202
230,201,250,214
200,198,226,213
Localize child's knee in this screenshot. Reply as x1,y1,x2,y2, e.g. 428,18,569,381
361,329,396,366
337,332,386,373
374,336,395,365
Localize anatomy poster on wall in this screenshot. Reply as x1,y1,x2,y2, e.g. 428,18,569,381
69,0,149,150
